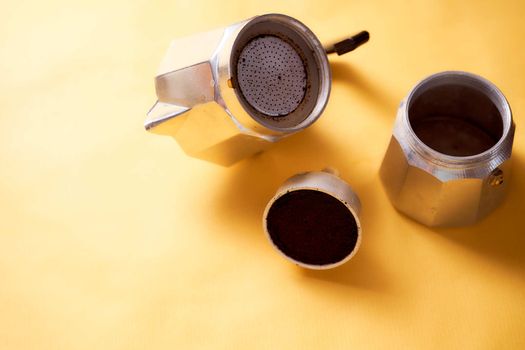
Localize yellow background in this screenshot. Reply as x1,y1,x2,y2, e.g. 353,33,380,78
1,0,524,349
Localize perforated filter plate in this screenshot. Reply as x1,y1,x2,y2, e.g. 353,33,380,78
230,14,330,131
236,35,307,117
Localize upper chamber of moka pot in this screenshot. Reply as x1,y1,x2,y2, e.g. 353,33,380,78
145,14,332,166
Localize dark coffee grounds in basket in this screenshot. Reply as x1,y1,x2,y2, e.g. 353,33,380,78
266,189,359,266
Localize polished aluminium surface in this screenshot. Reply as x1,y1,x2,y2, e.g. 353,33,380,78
263,170,362,270
380,71,515,227
145,14,330,166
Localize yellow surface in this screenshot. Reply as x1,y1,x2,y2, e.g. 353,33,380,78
1,0,524,349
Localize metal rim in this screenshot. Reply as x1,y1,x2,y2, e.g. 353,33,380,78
229,14,331,133
263,171,362,270
402,71,513,167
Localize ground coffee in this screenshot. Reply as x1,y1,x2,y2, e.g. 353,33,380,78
266,189,359,266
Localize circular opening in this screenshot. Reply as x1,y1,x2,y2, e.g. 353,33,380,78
231,15,326,130
408,75,505,157
265,189,359,266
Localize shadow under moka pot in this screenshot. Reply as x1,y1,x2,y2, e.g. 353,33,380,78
145,14,368,166
380,71,515,227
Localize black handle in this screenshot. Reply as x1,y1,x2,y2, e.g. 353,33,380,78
325,31,370,56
